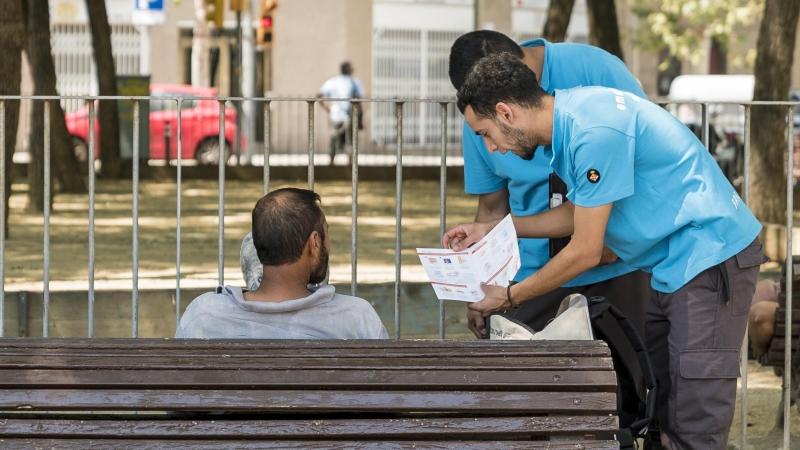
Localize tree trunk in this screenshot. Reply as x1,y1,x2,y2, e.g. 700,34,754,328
86,0,121,179
586,0,624,61
749,0,800,225
0,1,24,238
192,0,210,87
542,0,575,43
24,0,86,212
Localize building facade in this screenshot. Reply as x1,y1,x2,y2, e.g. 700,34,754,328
15,0,800,161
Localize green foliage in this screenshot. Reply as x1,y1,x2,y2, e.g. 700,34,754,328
631,0,764,68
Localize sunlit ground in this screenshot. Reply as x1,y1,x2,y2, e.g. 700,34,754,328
728,362,800,449
3,178,478,291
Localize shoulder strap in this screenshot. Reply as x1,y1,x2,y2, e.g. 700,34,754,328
588,296,658,437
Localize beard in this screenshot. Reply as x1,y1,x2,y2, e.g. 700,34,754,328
309,243,329,284
498,121,539,161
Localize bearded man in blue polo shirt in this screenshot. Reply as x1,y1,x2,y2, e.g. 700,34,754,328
448,31,651,339
444,52,766,449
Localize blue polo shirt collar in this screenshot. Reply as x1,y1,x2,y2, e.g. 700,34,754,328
520,38,551,92
547,91,564,170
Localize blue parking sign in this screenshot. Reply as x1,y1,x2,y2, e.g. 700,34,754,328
135,0,164,10
132,0,166,25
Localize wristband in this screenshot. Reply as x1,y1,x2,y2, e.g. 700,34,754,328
507,284,520,309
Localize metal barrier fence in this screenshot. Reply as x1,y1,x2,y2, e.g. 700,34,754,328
0,95,796,448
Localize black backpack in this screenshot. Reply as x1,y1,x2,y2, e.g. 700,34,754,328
587,296,661,449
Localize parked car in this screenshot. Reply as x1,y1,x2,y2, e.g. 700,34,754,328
66,84,241,165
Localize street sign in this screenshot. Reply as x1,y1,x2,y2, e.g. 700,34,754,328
131,0,165,26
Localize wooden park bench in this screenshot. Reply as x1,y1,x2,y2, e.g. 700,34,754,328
0,339,620,448
757,258,800,369
757,257,800,422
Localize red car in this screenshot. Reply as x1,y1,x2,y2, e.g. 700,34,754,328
66,84,240,165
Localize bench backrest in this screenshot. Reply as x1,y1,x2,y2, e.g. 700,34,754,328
0,339,620,446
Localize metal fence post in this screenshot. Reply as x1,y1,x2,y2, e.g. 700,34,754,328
176,99,183,329
43,100,51,338
132,100,140,338
218,101,226,287
351,102,359,297
395,102,403,340
740,104,752,450
264,101,271,195
18,291,27,337
439,102,447,340
701,103,709,150
308,101,315,191
784,105,794,448
0,101,5,337
88,101,96,337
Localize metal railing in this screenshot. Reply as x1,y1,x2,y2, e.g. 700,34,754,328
0,94,796,448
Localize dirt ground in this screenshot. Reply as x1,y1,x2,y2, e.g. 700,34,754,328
4,178,800,447
728,362,800,449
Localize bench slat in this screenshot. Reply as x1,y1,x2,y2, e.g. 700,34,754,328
0,339,610,353
0,355,613,371
765,338,794,353
0,415,619,438
0,348,610,357
0,369,617,391
0,439,620,449
774,309,800,323
0,389,617,413
773,322,800,337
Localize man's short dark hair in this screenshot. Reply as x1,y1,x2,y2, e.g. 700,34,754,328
449,30,524,90
252,188,325,266
456,53,546,119
341,61,353,75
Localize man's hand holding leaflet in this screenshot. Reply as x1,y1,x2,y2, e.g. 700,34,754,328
419,215,520,302
468,204,612,317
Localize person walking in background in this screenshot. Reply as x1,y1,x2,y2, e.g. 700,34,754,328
318,61,364,166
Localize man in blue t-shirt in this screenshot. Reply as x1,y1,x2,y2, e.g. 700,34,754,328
446,53,766,449
448,31,650,339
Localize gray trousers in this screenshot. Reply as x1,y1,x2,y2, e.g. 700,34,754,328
329,120,352,157
647,238,765,449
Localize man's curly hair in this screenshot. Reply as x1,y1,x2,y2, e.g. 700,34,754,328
456,52,545,119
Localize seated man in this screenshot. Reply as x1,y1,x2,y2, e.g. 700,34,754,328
175,187,388,339
748,279,781,356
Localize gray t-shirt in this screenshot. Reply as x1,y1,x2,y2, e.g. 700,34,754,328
175,285,388,339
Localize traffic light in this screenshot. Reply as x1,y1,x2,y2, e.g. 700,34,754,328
257,0,278,46
204,0,224,28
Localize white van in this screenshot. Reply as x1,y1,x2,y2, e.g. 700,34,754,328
667,75,755,185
